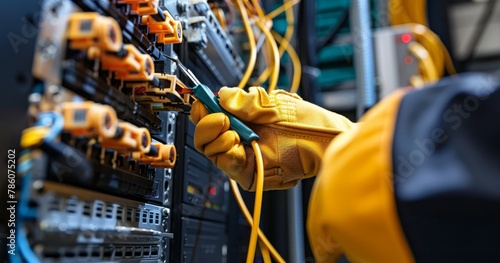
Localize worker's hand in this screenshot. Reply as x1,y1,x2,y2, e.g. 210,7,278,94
190,87,355,191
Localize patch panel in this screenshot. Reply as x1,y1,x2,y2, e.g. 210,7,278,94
40,244,163,262
185,0,245,87
26,181,171,262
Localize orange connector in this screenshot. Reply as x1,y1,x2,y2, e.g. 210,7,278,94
101,122,151,153
101,44,155,81
130,74,194,111
66,12,123,53
141,11,183,44
117,0,159,15
101,44,141,72
131,142,176,168
61,101,119,139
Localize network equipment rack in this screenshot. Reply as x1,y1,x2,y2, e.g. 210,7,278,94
4,0,244,262
170,112,229,262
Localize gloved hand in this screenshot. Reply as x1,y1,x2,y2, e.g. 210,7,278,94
190,87,355,191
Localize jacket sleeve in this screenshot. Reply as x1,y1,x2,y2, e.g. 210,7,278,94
307,89,414,263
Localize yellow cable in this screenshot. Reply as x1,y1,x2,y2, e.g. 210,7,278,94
213,7,228,30
256,69,271,86
410,0,427,25
255,45,274,86
272,30,301,93
242,1,274,89
243,0,258,16
230,180,285,263
400,0,427,25
409,75,425,88
278,0,296,57
229,3,283,261
256,32,301,92
243,0,281,91
246,140,264,263
20,126,50,149
262,37,274,85
250,0,266,19
254,0,300,91
408,42,439,82
389,0,415,25
254,19,280,92
235,0,257,89
266,0,300,20
409,24,444,76
243,0,300,91
259,240,272,263
390,0,457,76
408,24,457,75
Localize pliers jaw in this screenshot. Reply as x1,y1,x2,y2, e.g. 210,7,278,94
164,54,202,86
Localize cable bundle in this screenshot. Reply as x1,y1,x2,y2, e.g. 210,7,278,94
220,1,303,262
230,0,302,93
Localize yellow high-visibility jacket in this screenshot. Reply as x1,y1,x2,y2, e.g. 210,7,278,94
308,73,500,263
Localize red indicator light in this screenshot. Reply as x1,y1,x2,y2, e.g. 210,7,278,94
401,33,412,44
209,186,217,196
404,55,413,65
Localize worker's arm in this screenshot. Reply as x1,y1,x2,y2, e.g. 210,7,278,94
307,89,414,263
190,86,355,191
308,72,500,263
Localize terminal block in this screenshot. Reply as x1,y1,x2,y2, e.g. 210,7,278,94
132,142,177,168
101,121,152,153
61,101,119,139
118,0,159,15
101,44,156,81
66,12,123,53
130,73,193,111
141,11,183,44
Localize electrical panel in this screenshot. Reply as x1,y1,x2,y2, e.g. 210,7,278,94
7,0,243,262
374,27,419,98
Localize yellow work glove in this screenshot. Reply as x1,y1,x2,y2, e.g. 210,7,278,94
190,87,355,191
